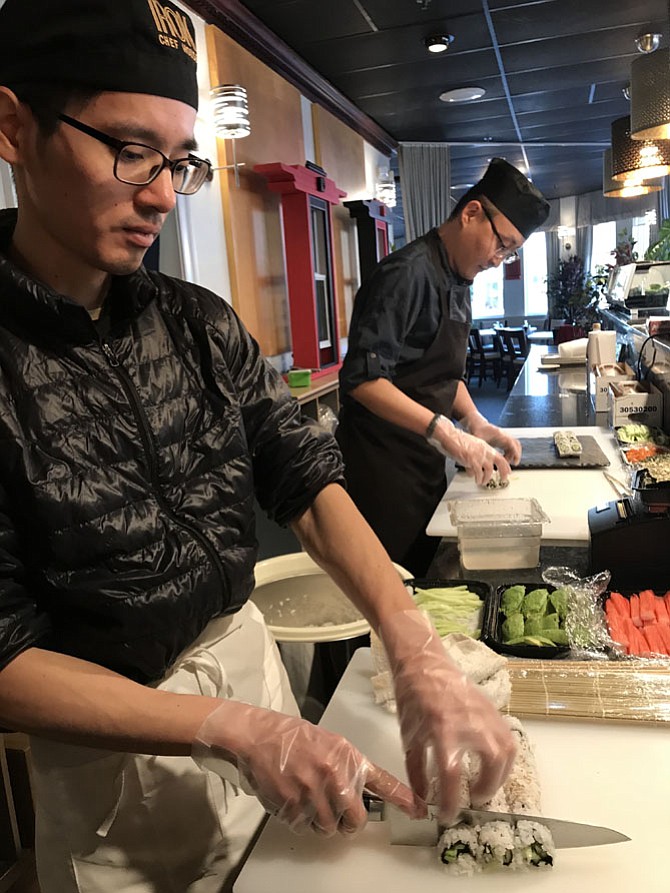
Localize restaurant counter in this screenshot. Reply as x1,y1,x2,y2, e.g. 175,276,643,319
498,343,604,428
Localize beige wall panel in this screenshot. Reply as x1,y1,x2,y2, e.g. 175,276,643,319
207,27,305,356
312,105,366,337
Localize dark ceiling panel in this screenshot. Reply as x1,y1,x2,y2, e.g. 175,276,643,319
234,0,670,200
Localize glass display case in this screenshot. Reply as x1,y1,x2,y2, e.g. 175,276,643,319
608,261,670,313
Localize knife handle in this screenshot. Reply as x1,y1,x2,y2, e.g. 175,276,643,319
362,791,385,822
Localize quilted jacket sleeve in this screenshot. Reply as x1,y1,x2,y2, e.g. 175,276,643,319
0,482,51,671
194,290,346,527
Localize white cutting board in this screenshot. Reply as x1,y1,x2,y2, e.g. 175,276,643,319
426,426,622,543
234,649,668,893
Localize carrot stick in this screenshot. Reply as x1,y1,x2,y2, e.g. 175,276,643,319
654,597,670,626
639,589,657,624
630,594,642,628
609,592,630,617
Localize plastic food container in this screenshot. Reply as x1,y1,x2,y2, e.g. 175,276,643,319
447,497,550,570
409,578,493,641
483,583,570,659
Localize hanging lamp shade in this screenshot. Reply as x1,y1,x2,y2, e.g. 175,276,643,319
630,48,670,140
210,85,251,138
602,148,662,197
610,116,670,182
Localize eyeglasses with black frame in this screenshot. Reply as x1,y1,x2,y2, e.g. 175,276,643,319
58,114,211,195
481,204,520,264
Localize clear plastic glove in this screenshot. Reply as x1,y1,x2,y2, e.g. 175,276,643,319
461,409,522,466
430,415,511,486
378,609,517,825
192,701,419,836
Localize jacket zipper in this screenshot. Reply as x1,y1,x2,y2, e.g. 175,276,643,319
100,338,228,588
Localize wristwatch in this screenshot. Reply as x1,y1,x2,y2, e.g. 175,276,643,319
425,412,447,450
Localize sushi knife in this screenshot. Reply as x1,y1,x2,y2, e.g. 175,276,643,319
363,795,631,849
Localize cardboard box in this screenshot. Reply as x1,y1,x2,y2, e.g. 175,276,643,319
608,380,663,427
589,362,636,412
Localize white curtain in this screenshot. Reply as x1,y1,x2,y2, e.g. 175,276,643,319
657,178,670,224
397,143,450,241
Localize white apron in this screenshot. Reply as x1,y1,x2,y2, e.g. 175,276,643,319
29,601,298,893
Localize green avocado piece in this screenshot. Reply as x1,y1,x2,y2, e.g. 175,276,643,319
541,612,560,630
502,613,525,641
524,614,545,636
522,588,549,617
543,628,569,645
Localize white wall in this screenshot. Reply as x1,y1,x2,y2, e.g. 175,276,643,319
172,1,232,302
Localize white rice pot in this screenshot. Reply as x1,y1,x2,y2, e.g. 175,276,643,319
251,552,413,643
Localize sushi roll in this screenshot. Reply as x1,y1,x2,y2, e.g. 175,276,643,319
504,715,556,869
475,783,515,869
436,753,483,875
438,825,481,876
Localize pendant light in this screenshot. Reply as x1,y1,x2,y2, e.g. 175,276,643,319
610,116,670,182
631,47,670,140
602,148,662,197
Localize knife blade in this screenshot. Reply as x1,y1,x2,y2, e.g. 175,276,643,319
363,795,630,849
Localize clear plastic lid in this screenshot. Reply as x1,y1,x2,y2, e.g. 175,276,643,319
447,497,550,534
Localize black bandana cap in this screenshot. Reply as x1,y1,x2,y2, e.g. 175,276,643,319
462,158,550,239
0,0,199,110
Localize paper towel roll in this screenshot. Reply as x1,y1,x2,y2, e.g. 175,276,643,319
558,337,588,360
587,329,617,367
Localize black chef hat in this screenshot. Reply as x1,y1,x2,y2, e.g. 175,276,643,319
0,0,199,110
463,158,550,238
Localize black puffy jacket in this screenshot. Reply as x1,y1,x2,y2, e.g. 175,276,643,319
0,210,344,683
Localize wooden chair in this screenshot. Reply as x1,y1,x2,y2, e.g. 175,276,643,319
468,328,502,387
499,327,529,391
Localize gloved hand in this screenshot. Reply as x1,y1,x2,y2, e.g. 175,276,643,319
429,415,512,486
460,409,522,466
192,701,418,836
378,609,517,825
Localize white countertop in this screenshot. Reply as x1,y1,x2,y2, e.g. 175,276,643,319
427,426,622,544
234,649,667,893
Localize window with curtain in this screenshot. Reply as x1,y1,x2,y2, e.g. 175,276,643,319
631,215,652,260
471,266,504,318
591,221,616,274
522,231,548,316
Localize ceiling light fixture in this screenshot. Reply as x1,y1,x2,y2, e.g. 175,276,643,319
610,115,670,182
424,34,454,53
630,47,670,140
602,148,662,198
439,86,486,103
635,31,662,53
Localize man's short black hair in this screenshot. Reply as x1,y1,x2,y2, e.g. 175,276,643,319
12,83,101,136
448,191,494,222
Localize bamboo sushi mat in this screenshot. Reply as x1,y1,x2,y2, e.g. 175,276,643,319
506,659,670,724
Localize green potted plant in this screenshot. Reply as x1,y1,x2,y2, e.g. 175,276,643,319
546,255,600,339
645,218,670,261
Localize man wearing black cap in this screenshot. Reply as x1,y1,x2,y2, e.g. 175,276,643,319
337,159,550,577
0,1,516,890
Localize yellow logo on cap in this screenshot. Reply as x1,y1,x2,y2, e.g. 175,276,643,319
147,0,197,62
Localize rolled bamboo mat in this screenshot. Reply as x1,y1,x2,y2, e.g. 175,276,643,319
506,659,670,723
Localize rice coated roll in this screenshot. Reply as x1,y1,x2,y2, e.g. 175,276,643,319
475,783,515,869
504,715,556,869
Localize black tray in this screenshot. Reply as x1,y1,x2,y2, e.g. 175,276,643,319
482,582,571,659
409,578,493,642
631,467,670,506
514,436,610,469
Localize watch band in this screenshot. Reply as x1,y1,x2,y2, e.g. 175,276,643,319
425,412,446,442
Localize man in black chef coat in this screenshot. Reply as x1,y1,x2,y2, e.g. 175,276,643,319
337,159,550,577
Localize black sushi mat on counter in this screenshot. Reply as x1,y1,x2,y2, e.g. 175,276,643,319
514,435,610,469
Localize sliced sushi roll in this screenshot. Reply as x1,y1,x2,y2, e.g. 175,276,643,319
504,715,556,869
475,785,515,869
438,825,481,876
514,820,555,869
